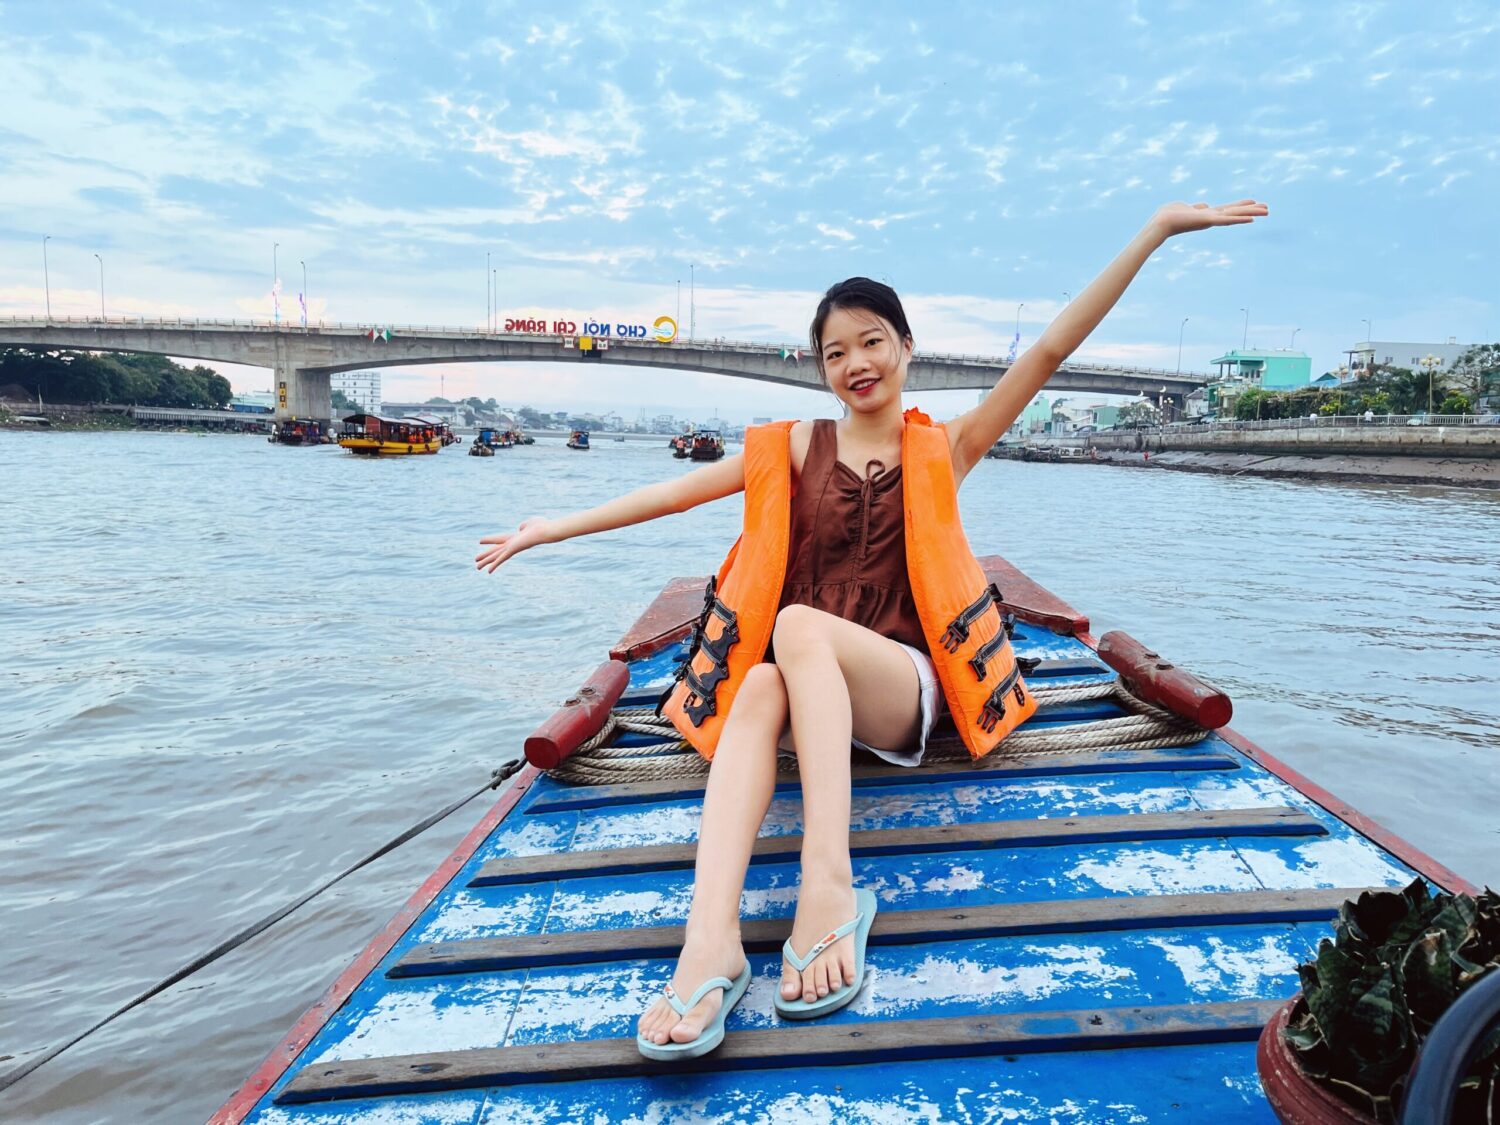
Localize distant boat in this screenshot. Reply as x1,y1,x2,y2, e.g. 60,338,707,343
337,413,443,456
566,429,591,450
269,418,331,446
690,429,725,461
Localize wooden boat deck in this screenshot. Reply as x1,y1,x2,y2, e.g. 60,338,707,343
217,560,1472,1124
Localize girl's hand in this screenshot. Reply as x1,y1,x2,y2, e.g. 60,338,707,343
475,516,556,573
1150,198,1268,238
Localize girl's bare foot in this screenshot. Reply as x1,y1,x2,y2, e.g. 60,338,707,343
637,926,748,1046
780,875,858,1003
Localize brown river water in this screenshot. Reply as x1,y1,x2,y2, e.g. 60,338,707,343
3,429,1497,1123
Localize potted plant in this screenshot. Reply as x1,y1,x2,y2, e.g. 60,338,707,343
1258,879,1499,1124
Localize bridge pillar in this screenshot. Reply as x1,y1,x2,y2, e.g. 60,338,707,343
273,337,330,424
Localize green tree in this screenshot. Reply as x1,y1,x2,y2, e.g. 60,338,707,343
1117,400,1157,426
1234,388,1270,420
1448,343,1499,409
1439,393,1472,415
331,388,360,414
0,348,231,407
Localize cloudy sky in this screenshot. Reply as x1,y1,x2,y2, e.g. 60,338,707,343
1,1,1496,420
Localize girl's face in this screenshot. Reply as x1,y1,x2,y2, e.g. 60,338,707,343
818,306,913,416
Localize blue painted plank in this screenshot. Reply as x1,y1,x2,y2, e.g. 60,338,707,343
501,922,1311,1048
247,1089,486,1125
532,838,1268,936
564,774,1205,853
523,745,1241,816
467,1041,1277,1123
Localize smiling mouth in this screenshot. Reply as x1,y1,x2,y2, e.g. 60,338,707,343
849,377,879,394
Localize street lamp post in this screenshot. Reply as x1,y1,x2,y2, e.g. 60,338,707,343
1014,302,1025,339
690,263,696,342
1420,354,1441,415
1063,291,1071,305
1239,307,1249,351
492,269,497,330
300,260,309,331
42,235,52,321
93,253,104,319
486,252,491,332
1177,317,1189,375
1290,327,1301,350
676,280,681,330
273,243,280,325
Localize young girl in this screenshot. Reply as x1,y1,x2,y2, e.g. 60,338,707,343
476,199,1267,1059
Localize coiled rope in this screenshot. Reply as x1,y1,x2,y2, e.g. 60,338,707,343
549,680,1206,785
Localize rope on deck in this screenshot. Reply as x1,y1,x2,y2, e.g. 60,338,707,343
549,680,1207,785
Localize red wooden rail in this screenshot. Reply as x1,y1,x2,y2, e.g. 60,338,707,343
1096,630,1233,729
522,660,632,769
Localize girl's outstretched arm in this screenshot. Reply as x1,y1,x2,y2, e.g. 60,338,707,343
475,451,747,573
947,199,1268,477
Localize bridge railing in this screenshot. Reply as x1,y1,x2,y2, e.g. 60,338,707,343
0,315,1208,379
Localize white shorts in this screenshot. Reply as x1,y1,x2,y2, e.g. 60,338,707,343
851,642,944,768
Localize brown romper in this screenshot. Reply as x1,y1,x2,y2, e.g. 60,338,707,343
775,420,940,760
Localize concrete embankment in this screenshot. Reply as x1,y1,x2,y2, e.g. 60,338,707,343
1087,447,1500,488
1081,422,1500,488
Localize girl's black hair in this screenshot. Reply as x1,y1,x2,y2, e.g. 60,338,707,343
809,277,913,381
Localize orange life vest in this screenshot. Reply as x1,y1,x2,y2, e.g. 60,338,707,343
661,408,1037,761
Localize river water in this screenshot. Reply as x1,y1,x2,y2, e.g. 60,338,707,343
3,429,1497,1123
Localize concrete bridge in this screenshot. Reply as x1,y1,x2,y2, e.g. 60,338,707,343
0,317,1208,422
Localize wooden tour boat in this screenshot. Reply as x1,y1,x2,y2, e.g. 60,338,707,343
338,414,444,456
566,429,591,450
214,558,1478,1124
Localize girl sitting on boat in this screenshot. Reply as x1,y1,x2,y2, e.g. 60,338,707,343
476,199,1267,1059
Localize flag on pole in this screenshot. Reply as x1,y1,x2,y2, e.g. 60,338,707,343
298,292,307,327
1007,331,1019,363
272,279,281,324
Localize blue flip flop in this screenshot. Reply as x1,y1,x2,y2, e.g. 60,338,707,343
636,962,752,1061
774,887,878,1020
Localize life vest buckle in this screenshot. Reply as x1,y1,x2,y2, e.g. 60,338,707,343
941,586,997,652
978,690,1005,733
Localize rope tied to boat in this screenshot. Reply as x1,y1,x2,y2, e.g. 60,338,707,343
548,679,1207,785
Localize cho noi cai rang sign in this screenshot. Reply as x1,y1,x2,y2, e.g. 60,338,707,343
501,313,679,344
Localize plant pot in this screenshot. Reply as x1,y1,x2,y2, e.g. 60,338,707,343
1257,995,1379,1125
